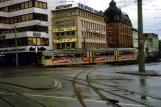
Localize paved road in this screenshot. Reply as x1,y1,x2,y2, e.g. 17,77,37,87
0,62,161,107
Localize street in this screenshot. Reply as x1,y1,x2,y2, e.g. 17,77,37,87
0,62,161,107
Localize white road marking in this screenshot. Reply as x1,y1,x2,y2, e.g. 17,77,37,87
147,76,161,79
0,92,158,106
118,103,145,107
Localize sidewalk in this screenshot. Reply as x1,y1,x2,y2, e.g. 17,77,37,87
0,76,61,90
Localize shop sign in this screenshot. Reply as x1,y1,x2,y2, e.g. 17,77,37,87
0,35,6,40
54,38,77,43
56,4,73,10
0,48,26,53
33,32,41,37
77,3,103,15
53,27,76,32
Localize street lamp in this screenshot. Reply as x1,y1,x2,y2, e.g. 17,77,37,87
14,26,18,67
82,35,86,51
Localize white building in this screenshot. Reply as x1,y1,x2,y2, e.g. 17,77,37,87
0,0,71,65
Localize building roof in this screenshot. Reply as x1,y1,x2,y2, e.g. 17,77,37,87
104,0,132,26
51,7,104,17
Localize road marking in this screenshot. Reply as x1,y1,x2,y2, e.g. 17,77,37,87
118,103,145,107
0,92,158,106
147,76,161,79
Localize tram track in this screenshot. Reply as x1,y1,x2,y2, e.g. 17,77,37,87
72,70,88,107
44,74,155,107
0,86,47,107
86,70,120,107
0,68,159,107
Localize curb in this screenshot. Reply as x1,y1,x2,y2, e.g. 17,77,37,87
0,80,60,90
116,70,161,76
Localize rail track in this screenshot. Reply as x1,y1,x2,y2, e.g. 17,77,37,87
0,86,47,107
0,67,159,107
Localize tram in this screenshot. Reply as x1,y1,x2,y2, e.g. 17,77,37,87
41,48,137,66
41,49,91,66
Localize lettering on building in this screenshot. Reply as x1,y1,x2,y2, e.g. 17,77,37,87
77,3,103,15
33,32,41,37
56,4,73,10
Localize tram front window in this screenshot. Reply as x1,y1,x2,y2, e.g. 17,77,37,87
44,55,52,59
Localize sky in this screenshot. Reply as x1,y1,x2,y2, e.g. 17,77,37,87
74,0,161,39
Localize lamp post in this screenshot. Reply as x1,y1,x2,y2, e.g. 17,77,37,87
138,0,145,72
14,26,18,67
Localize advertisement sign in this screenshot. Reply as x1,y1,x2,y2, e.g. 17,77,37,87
77,3,103,15
56,4,73,10
52,57,89,64
53,27,76,32
94,56,105,62
119,55,136,60
106,56,116,61
52,58,68,64
54,38,77,43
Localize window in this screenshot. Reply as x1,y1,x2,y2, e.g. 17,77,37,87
35,1,39,7
71,10,75,15
29,1,32,8
22,15,25,21
26,14,29,21
33,38,37,45
21,3,25,9
37,38,41,45
28,38,33,45
25,2,28,8
43,2,47,9
29,14,33,20
10,18,13,24
56,12,60,17
39,2,43,8
61,12,65,17
70,20,75,26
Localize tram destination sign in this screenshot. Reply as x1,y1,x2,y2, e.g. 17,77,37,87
56,4,73,10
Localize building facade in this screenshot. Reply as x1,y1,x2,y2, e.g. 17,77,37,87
0,0,70,65
144,33,159,58
104,0,133,48
52,6,106,49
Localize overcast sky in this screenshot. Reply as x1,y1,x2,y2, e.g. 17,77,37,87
74,0,161,39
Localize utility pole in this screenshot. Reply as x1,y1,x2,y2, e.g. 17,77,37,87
14,26,18,67
138,0,145,72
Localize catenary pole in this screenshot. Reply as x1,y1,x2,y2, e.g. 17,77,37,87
138,0,145,72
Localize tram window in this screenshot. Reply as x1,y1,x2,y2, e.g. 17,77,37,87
44,55,52,59
53,54,60,58
105,51,109,56
100,52,104,56
119,52,123,55
109,51,114,55
41,55,45,59
75,53,81,57
68,53,74,58
94,52,100,56
60,54,67,58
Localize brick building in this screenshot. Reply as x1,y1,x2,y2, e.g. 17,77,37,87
104,0,133,48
